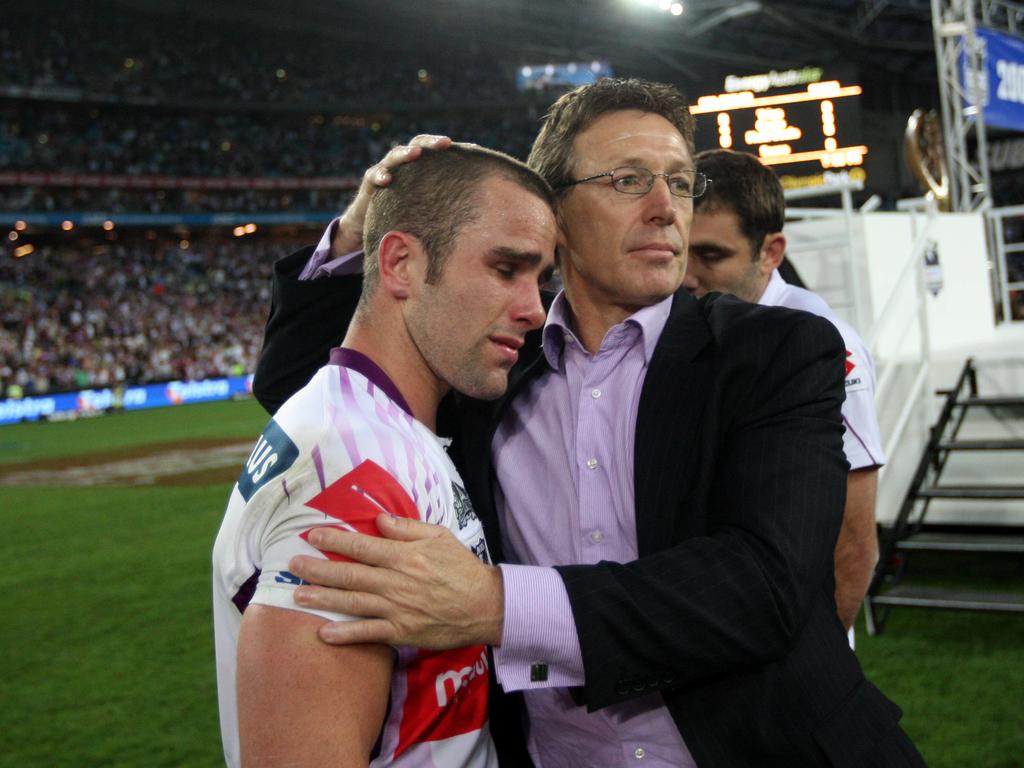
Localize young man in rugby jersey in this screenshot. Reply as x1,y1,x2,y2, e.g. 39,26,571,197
212,144,556,768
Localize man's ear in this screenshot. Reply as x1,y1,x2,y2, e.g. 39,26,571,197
552,210,570,268
759,231,786,274
377,231,424,299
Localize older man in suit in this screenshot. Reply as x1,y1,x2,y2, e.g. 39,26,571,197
254,78,925,767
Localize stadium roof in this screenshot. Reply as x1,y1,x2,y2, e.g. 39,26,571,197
120,0,940,96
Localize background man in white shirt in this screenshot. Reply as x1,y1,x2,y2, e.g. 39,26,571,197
685,147,885,631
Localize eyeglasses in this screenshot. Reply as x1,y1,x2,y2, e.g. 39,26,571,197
558,167,710,199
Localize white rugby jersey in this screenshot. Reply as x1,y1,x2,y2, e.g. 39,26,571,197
213,347,496,768
759,271,886,470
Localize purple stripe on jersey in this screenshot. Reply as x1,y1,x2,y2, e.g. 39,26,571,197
329,347,412,417
311,444,327,491
382,398,424,509
372,398,401,478
843,415,882,468
232,569,261,614
332,373,364,466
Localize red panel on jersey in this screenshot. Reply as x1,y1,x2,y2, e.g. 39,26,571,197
845,350,856,377
395,645,490,756
301,459,418,561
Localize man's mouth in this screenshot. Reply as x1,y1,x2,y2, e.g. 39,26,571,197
628,242,679,258
489,335,523,364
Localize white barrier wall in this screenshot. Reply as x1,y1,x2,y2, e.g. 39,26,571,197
861,212,996,358
784,210,1013,525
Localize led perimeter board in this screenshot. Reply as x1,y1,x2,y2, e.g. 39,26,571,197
690,67,867,190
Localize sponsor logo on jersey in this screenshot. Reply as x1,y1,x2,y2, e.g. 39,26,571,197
451,482,478,530
273,570,309,586
844,349,869,392
236,420,299,502
434,647,489,707
395,645,490,756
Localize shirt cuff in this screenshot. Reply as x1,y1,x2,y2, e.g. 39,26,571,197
298,218,365,280
492,563,585,691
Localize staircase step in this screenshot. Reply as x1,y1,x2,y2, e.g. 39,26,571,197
916,485,1024,500
895,532,1024,553
956,396,1024,408
870,586,1024,612
937,438,1024,451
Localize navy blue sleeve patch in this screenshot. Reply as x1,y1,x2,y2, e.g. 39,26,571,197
237,420,300,502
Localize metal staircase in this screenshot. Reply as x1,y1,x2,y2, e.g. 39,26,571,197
865,358,1024,634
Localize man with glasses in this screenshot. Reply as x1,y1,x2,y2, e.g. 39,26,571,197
256,79,924,767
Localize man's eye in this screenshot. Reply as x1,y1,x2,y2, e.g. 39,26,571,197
692,250,724,263
495,265,515,278
616,174,642,188
669,177,692,195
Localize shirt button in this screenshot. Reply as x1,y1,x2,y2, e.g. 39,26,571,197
635,747,646,760
585,458,598,470
589,530,603,543
591,388,602,399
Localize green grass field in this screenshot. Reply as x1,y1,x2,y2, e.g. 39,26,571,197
1,399,1021,767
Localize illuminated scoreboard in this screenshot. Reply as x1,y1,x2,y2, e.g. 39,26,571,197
690,69,868,188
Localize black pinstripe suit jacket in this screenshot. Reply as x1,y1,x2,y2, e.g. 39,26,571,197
255,248,923,768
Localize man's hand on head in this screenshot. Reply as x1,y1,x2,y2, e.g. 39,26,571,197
332,135,454,257
289,512,504,649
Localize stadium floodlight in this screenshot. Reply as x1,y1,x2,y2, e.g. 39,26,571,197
8,231,17,241
61,220,74,231
14,220,26,231
14,244,34,258
102,220,115,231
628,0,684,16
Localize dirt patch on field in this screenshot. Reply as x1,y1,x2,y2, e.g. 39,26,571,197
0,437,253,487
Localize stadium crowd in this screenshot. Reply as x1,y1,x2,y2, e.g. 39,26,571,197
0,105,538,179
0,187,348,216
0,237,287,397
0,4,513,106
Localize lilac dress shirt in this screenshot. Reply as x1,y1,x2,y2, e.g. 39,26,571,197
491,293,695,768
302,222,696,767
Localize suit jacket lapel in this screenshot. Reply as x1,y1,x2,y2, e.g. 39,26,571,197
634,292,714,557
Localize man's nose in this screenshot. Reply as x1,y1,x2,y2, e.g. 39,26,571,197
643,177,677,225
514,282,546,330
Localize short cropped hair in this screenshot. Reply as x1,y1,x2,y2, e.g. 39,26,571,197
527,77,696,193
694,149,785,258
362,143,554,297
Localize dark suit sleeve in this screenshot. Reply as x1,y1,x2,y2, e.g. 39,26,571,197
253,247,364,414
554,313,849,710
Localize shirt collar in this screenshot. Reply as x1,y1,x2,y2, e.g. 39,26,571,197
328,347,413,416
540,290,674,369
757,270,787,307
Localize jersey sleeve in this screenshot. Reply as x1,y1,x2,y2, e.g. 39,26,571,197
838,333,886,470
251,458,423,623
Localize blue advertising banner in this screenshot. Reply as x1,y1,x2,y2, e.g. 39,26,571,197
963,28,1024,132
0,375,253,426
0,211,336,227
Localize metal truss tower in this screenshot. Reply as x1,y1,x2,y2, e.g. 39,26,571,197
932,0,1024,212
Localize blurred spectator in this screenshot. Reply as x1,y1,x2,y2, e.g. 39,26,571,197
0,236,291,396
